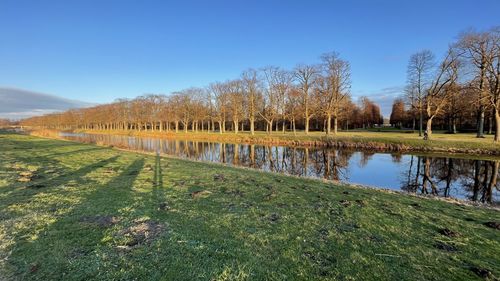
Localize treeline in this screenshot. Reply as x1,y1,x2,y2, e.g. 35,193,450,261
22,52,383,135
0,119,17,127
390,27,500,140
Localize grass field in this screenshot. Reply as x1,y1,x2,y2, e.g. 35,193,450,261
1,132,499,280
73,128,500,155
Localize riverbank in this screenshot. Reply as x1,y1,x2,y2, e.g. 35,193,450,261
1,132,499,280
67,129,500,155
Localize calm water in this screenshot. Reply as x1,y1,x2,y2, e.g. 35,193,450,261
59,132,500,204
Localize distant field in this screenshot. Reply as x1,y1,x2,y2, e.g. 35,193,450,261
0,132,499,280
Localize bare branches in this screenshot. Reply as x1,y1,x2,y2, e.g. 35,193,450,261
293,64,319,134
317,52,351,134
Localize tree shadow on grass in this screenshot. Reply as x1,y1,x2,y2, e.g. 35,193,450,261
4,157,146,280
152,153,165,203
0,155,121,208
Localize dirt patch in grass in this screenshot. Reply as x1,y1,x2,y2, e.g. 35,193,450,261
158,202,170,211
470,266,495,279
213,173,225,181
117,219,165,247
410,203,422,209
438,228,460,237
483,221,500,230
268,213,280,223
339,200,351,207
80,215,120,227
355,199,366,206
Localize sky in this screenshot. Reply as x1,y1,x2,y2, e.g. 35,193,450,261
1,0,499,119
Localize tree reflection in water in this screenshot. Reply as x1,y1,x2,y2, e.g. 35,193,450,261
401,156,499,203
59,132,500,204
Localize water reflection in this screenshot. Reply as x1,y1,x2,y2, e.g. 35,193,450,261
59,132,499,204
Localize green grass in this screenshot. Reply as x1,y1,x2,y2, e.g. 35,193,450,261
76,128,500,154
1,132,499,280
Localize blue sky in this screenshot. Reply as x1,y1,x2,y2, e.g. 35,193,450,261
1,0,499,117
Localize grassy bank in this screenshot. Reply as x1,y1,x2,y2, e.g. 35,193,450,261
72,129,500,155
1,132,499,280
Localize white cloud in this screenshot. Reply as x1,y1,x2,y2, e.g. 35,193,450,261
0,87,95,119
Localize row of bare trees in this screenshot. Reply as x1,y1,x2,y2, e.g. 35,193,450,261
401,27,500,140
0,119,16,127
22,52,384,135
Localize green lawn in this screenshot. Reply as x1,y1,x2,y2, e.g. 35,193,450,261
1,132,499,280
75,128,500,155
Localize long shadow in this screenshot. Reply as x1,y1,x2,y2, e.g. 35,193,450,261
5,157,146,280
1,156,120,207
1,129,122,204
152,153,166,209
154,153,164,188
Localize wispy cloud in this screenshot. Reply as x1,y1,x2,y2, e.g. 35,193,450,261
0,87,95,120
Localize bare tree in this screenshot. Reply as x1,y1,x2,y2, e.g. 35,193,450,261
227,80,244,134
260,67,282,134
293,64,318,134
317,52,351,135
424,49,461,138
209,82,229,133
285,87,302,135
406,50,435,136
484,28,500,141
457,28,499,138
241,69,262,135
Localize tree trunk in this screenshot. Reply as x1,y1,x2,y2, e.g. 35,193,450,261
419,110,423,136
333,116,338,135
305,116,310,135
326,114,331,135
488,115,493,135
234,120,238,134
495,109,500,142
250,117,255,135
426,117,433,138
477,106,485,138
